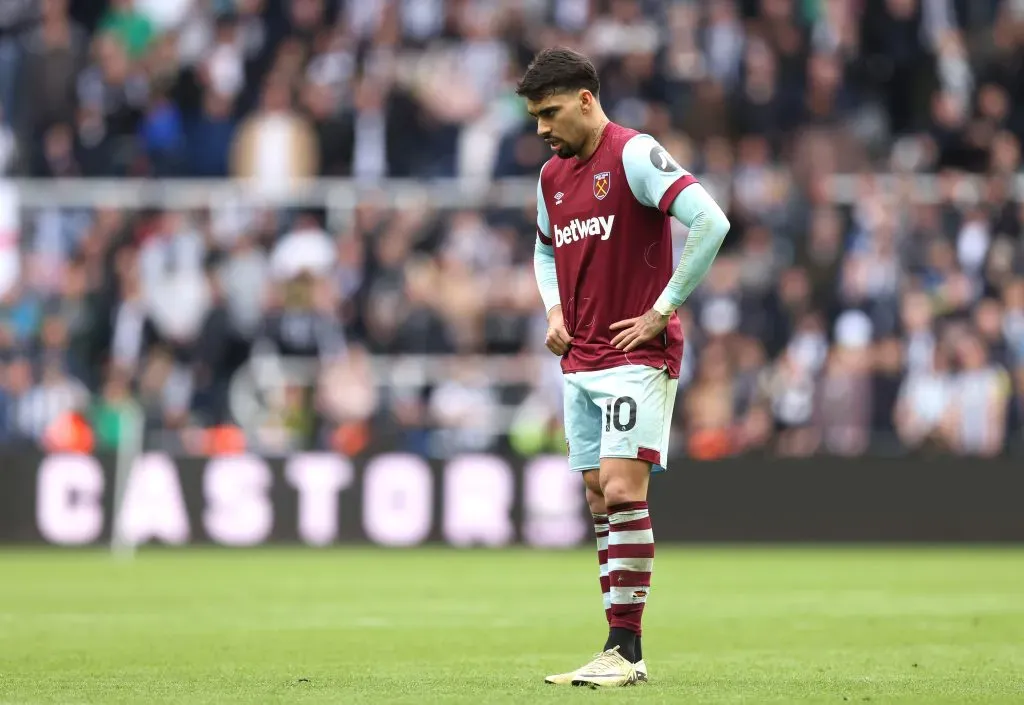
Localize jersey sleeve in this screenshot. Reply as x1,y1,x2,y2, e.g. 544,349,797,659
533,163,560,314
622,134,698,213
536,167,552,245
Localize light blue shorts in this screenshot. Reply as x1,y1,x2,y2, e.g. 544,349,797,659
563,364,679,473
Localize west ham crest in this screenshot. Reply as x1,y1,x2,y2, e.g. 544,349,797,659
593,171,611,200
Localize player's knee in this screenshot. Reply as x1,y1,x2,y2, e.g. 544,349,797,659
599,458,650,506
585,487,606,515
601,480,635,507
600,473,648,507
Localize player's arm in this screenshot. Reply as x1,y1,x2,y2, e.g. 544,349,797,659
533,168,572,355
655,179,730,315
611,135,730,351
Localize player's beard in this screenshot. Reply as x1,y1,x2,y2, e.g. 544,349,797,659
545,136,577,159
551,141,577,159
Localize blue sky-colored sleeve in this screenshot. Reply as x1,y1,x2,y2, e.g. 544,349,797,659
622,134,698,212
536,168,552,245
622,134,730,314
655,184,730,314
534,166,559,313
534,239,559,314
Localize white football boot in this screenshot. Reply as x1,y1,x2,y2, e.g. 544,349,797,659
556,646,638,688
545,647,646,686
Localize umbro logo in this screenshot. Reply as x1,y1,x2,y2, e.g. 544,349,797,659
554,192,564,205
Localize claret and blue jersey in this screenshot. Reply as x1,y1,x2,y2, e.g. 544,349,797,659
535,122,695,379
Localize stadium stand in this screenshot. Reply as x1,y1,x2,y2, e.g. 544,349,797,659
0,0,1023,459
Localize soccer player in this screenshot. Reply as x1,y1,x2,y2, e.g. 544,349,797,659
518,48,730,687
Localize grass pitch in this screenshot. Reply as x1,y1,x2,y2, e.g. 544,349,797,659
0,546,1021,704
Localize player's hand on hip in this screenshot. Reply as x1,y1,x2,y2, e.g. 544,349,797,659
610,308,670,352
545,305,572,356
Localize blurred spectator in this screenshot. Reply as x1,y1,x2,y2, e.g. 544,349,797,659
90,368,136,450
941,332,1011,456
0,1,38,125
133,0,192,34
0,105,14,171
230,73,318,191
16,0,86,169
683,339,739,460
138,90,185,175
815,311,875,456
871,335,905,449
185,88,235,176
428,359,500,457
15,358,88,442
99,0,154,60
138,211,211,354
895,343,953,453
76,32,149,174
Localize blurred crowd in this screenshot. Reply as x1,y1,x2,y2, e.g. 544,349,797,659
1,0,1024,459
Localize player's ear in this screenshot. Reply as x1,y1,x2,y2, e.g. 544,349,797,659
578,89,592,114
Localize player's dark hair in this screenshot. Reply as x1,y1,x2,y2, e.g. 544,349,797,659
515,47,600,102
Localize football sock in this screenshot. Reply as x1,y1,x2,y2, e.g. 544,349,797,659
635,635,643,662
593,513,611,624
604,626,637,662
606,501,653,660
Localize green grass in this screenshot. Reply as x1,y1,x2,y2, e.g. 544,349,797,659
0,547,1022,704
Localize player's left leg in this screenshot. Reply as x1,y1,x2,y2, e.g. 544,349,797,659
568,365,677,688
545,373,608,686
599,457,652,663
565,457,652,689
586,469,644,676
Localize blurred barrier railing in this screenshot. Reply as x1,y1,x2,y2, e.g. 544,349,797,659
248,354,556,387
7,178,542,229
6,172,1023,214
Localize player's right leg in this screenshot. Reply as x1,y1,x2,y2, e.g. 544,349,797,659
583,472,611,626
545,373,608,686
